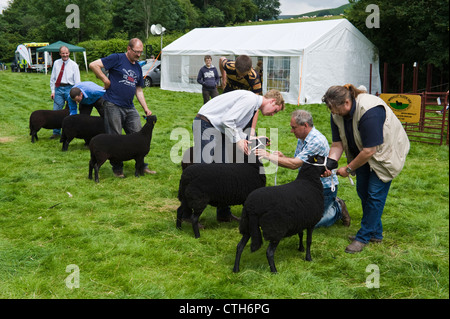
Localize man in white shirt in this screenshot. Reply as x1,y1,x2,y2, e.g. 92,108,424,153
193,89,284,164
49,46,80,138
191,89,284,222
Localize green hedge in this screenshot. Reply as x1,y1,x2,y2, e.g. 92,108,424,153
77,32,185,68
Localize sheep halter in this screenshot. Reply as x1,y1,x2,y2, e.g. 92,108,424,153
250,137,279,185
307,157,336,192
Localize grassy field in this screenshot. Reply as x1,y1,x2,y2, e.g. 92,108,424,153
0,70,448,300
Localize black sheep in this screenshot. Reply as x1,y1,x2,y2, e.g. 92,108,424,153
176,150,266,238
233,155,338,273
29,103,69,143
88,115,157,182
60,114,105,151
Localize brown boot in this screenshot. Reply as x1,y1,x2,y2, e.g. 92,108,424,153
345,240,366,254
348,235,382,244
337,197,351,227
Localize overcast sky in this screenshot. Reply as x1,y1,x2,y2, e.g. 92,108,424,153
0,0,8,13
279,0,349,16
0,0,350,16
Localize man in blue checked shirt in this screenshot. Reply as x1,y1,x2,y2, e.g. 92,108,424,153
68,81,106,117
254,109,351,228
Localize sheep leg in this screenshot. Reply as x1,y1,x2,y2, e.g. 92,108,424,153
298,230,305,252
233,234,250,273
176,201,189,229
31,130,38,143
191,213,202,238
266,241,279,273
135,157,145,177
94,163,100,183
305,227,314,261
61,137,72,151
88,159,94,180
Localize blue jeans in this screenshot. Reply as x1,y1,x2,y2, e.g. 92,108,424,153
355,163,391,244
53,86,72,134
315,186,342,228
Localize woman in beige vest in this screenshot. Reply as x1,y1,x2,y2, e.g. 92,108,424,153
322,84,409,253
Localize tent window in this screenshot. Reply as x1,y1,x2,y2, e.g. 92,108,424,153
267,57,290,93
189,56,205,84
168,55,182,83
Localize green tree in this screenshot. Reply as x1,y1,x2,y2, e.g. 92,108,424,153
346,0,449,91
252,0,281,20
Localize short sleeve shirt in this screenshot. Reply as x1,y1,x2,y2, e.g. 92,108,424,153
331,99,386,158
101,53,144,108
294,127,339,189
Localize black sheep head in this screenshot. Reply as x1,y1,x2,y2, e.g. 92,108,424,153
305,155,338,171
144,115,157,126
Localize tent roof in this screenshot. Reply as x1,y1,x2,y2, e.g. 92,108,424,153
163,19,361,57
36,41,85,52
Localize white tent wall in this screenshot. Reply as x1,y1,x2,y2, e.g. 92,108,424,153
161,19,381,105
301,20,381,103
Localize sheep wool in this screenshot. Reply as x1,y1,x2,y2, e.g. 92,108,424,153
29,103,70,143
88,115,157,182
233,155,338,273
176,152,266,238
60,114,105,151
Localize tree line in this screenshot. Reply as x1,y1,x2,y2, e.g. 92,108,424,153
1,0,448,93
346,0,449,92
0,0,280,61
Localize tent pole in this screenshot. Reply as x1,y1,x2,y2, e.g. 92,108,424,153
297,50,305,106
84,51,88,73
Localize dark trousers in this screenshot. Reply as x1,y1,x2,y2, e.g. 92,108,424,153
79,97,105,117
202,87,219,104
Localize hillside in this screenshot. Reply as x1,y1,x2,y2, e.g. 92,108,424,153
279,3,352,19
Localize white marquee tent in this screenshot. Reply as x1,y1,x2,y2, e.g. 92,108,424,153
161,19,381,104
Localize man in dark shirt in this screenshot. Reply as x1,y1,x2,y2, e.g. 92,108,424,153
89,38,155,177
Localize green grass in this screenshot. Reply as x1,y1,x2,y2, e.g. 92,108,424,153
0,70,448,299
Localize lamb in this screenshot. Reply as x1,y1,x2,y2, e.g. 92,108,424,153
60,114,105,151
233,155,338,273
88,115,157,182
176,139,269,238
29,103,69,143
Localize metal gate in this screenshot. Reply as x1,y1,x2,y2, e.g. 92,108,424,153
402,92,449,145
